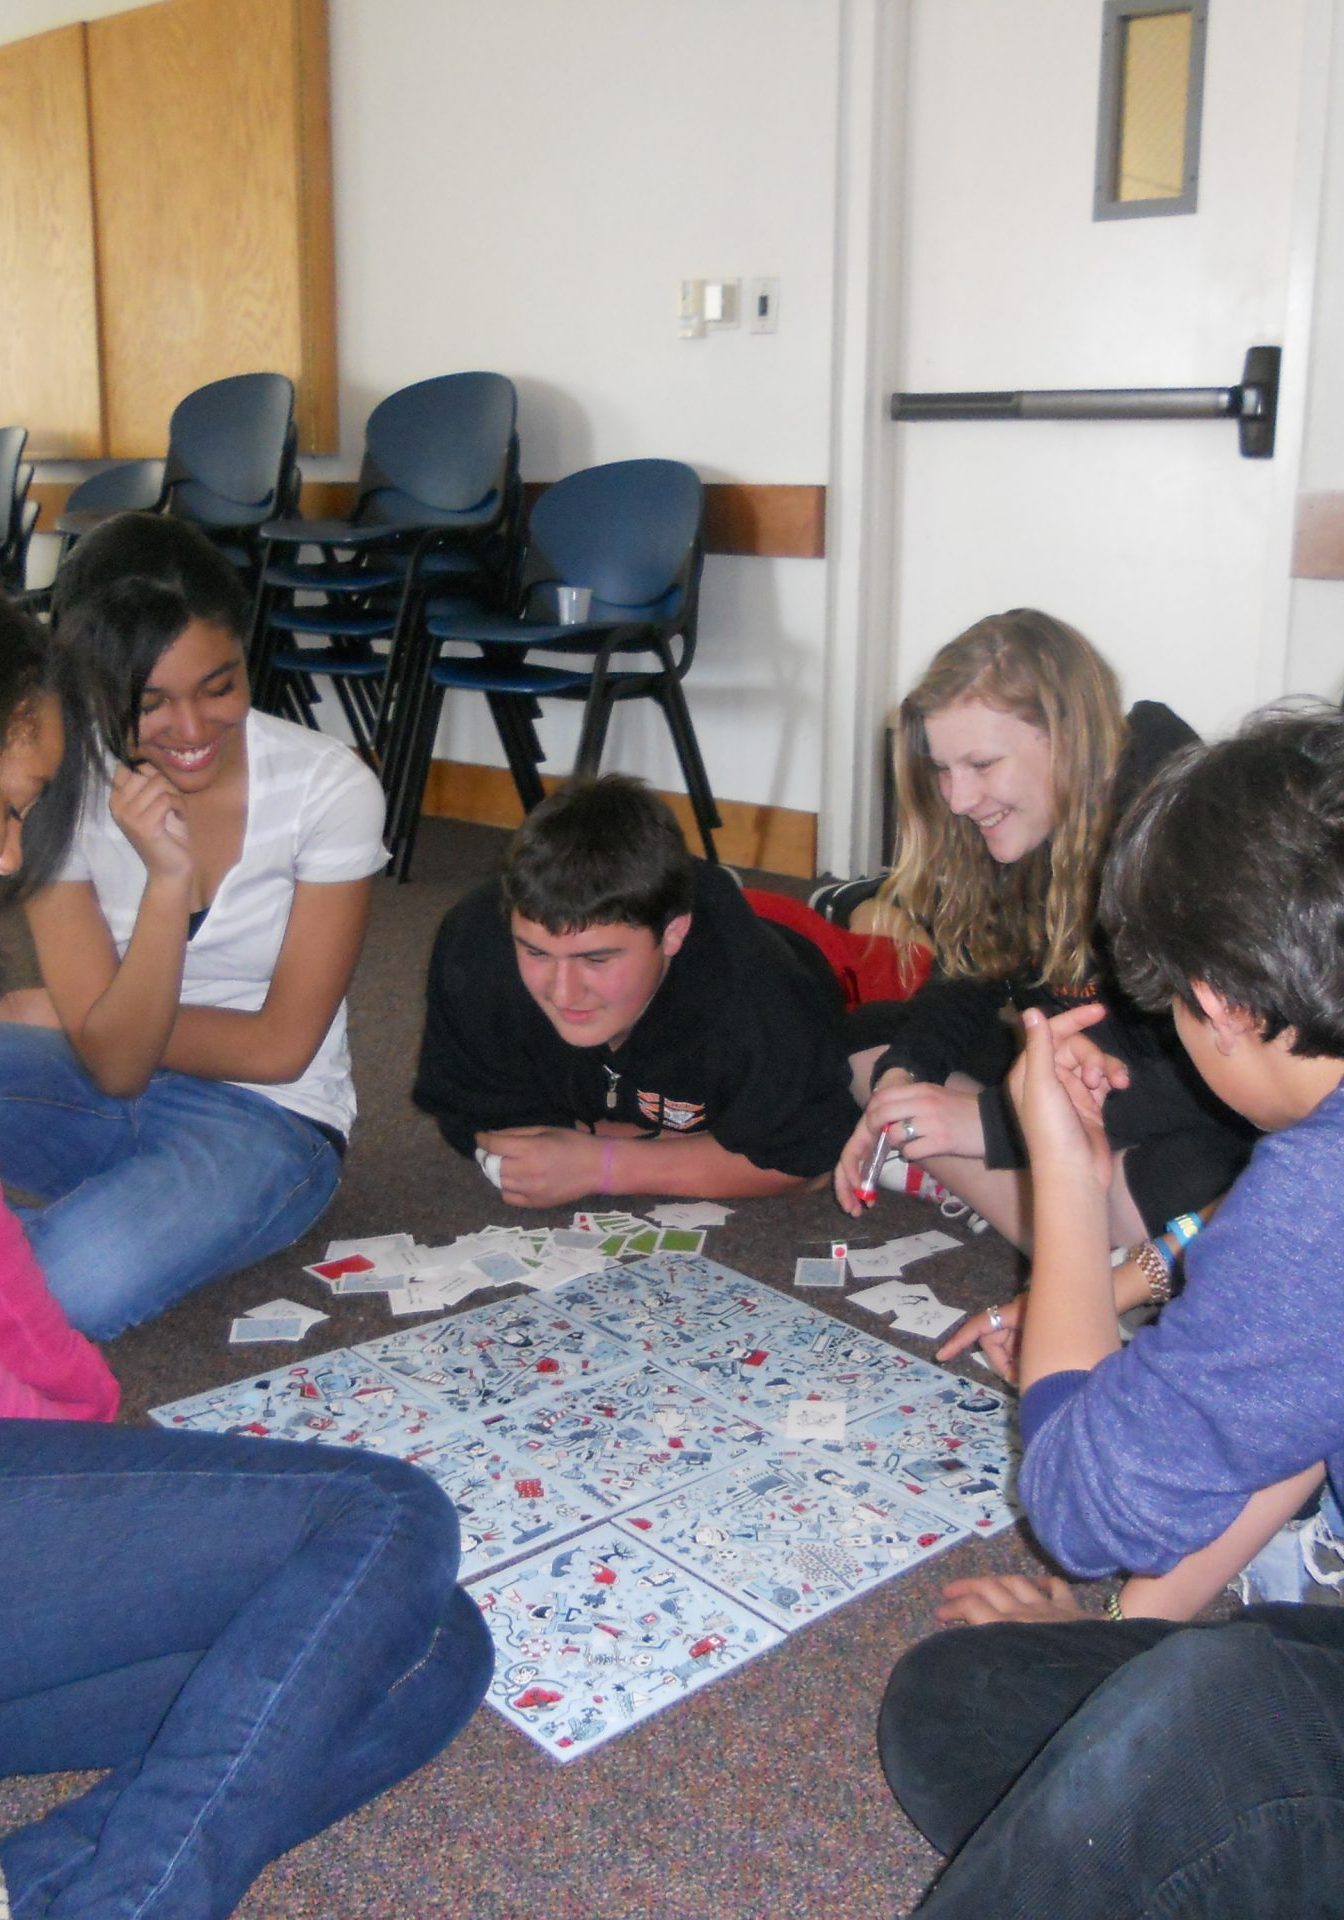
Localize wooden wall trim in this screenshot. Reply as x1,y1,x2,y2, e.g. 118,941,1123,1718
421,760,817,878
293,0,338,451
40,479,1344,577
28,478,826,562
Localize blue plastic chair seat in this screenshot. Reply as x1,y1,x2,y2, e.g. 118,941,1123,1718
429,658,594,696
272,646,390,680
266,605,403,640
261,557,407,593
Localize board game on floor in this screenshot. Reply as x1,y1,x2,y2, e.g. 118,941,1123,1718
152,1245,1021,1761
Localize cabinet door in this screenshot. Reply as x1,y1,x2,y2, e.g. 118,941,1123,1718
0,24,103,457
87,0,337,456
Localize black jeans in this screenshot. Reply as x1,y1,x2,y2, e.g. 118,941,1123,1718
879,1607,1344,1918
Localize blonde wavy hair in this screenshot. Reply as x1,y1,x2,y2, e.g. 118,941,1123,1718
876,609,1127,990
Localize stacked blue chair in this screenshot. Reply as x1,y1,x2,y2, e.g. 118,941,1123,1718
55,373,296,589
384,456,720,881
249,373,519,781
18,460,164,616
0,429,33,594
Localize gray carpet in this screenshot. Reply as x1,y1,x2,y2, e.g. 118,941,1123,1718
0,818,1046,1920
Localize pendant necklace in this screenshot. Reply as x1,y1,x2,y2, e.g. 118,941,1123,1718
602,1065,621,1111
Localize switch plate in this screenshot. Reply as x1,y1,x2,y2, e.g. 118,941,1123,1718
749,276,779,333
677,279,706,340
704,278,739,327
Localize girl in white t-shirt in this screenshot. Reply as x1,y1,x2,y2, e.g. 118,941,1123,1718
0,513,387,1337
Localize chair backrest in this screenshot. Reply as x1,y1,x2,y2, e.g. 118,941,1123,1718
164,372,296,526
8,463,31,546
527,459,704,615
63,459,167,518
0,428,27,531
358,373,518,522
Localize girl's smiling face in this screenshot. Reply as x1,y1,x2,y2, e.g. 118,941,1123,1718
923,697,1056,865
134,618,250,793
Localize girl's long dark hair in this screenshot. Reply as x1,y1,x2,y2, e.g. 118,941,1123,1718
50,512,250,766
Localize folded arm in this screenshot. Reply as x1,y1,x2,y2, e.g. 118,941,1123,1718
28,876,372,1098
476,1124,812,1208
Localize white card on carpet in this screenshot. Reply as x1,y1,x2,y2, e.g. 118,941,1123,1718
229,1314,308,1343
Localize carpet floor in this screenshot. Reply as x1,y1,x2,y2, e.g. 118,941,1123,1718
0,817,1050,1920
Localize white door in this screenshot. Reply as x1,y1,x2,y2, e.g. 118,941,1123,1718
879,0,1325,770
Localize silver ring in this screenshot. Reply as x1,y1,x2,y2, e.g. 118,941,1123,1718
902,1117,918,1143
986,1304,1005,1332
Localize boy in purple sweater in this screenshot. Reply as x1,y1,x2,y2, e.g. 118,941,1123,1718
880,709,1344,1919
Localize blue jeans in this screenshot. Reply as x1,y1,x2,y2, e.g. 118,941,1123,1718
0,1029,342,1337
879,1608,1344,1918
0,1420,493,1920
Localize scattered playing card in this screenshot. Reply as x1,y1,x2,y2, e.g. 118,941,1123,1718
322,1233,418,1268
230,1298,329,1343
230,1314,308,1343
847,1231,960,1279
304,1254,377,1285
851,1280,964,1338
883,1292,965,1340
648,1203,733,1228
654,1228,706,1255
793,1255,845,1289
908,1230,961,1257
330,1269,408,1296
783,1397,847,1441
471,1250,534,1285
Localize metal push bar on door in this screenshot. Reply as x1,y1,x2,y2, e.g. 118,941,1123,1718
890,345,1280,459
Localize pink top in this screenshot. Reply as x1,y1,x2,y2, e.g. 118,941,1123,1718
0,1194,118,1422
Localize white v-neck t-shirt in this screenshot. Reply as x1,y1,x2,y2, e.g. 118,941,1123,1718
58,710,387,1135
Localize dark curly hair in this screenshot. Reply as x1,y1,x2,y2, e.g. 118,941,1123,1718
1102,704,1344,1057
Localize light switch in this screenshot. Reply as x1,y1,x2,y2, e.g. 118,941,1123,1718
749,277,779,333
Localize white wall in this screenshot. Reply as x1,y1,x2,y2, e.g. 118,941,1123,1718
326,0,840,809
881,0,1320,744
11,0,842,816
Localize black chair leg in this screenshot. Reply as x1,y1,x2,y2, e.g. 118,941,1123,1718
657,678,721,861
573,684,614,778
487,693,547,812
331,677,379,767
389,684,446,882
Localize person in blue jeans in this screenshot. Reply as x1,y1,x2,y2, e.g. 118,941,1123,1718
0,1425,493,1920
879,709,1344,1917
0,596,492,1917
0,513,386,1337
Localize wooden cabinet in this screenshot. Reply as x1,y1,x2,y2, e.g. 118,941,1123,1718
0,25,103,457
0,0,336,459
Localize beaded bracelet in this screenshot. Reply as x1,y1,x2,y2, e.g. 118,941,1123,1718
1126,1238,1173,1306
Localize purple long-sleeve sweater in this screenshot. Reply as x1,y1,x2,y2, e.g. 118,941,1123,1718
1018,1080,1344,1580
